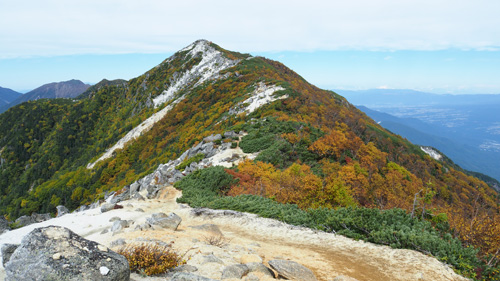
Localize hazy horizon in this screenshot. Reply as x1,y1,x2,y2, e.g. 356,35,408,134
1,1,499,95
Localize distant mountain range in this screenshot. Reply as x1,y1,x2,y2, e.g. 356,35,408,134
0,80,90,113
0,87,22,108
336,89,500,183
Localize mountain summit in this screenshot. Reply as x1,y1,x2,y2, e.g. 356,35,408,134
0,40,498,279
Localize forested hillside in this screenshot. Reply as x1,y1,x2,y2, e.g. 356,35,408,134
0,40,498,279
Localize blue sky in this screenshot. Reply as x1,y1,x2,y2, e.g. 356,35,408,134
1,0,499,94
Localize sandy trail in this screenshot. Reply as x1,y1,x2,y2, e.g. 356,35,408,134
0,186,466,281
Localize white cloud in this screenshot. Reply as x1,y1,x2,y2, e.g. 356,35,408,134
0,0,499,58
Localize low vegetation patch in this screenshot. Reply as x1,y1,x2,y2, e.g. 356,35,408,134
174,167,490,280
117,243,185,276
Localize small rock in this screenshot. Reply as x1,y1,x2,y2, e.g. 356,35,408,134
202,254,224,265
240,254,262,264
109,216,121,222
98,245,108,252
146,212,182,230
172,264,198,273
100,266,110,276
110,239,126,248
221,264,249,279
245,273,260,281
56,205,69,217
268,259,317,281
101,229,109,234
245,262,274,278
111,220,129,234
135,208,144,212
100,203,116,213
170,272,217,281
52,253,61,260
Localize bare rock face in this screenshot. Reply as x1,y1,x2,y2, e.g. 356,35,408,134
268,259,317,281
4,225,129,281
0,216,10,233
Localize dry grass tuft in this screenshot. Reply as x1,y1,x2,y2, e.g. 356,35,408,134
117,243,185,276
203,234,232,248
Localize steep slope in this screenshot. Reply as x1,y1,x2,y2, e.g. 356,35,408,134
0,79,90,113
0,87,21,108
0,40,499,279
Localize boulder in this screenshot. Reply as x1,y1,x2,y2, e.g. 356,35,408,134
56,205,69,217
146,212,182,230
4,225,129,281
268,259,317,281
221,264,249,279
14,215,34,227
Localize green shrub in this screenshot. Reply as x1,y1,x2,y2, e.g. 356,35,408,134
117,243,185,276
230,142,238,149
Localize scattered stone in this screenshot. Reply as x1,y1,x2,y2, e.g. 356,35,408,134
4,226,129,281
110,238,127,248
202,254,224,265
101,203,116,213
244,273,260,281
132,193,145,201
171,264,198,273
240,254,263,264
135,208,144,212
109,216,121,222
1,244,18,266
146,212,182,230
190,224,223,236
170,272,218,281
52,253,61,260
98,245,109,252
245,262,274,278
249,242,261,247
101,229,109,234
221,264,249,279
111,220,129,234
56,205,69,217
268,259,317,281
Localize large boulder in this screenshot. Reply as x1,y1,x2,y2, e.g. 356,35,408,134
268,259,317,281
5,225,130,281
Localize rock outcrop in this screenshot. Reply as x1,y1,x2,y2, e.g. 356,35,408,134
0,217,10,233
4,226,129,281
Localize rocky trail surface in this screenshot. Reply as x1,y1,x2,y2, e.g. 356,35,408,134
0,186,467,281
